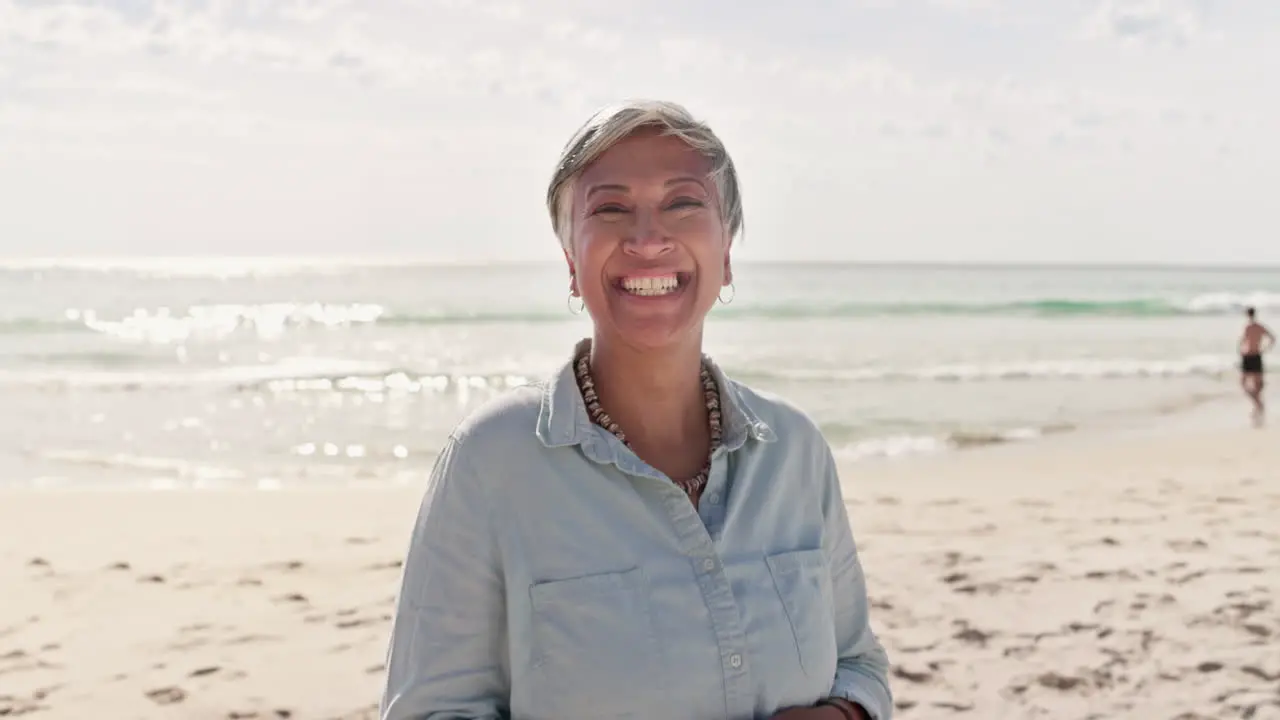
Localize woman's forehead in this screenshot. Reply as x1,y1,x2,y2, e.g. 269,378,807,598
578,133,711,186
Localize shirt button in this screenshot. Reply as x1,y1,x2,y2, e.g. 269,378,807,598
729,653,742,669
707,492,720,504
702,557,716,572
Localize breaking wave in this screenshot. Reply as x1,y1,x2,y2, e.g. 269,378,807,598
1,290,1277,341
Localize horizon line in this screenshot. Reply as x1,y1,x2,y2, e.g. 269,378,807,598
1,256,1278,272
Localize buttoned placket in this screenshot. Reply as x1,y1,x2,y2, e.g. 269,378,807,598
656,450,754,720
697,446,731,539
597,434,754,719
543,355,771,720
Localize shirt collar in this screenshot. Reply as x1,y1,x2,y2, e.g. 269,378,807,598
534,339,776,460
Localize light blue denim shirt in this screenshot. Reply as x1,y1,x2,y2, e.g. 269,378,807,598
380,348,893,720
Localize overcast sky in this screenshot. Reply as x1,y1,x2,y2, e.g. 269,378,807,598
1,0,1276,265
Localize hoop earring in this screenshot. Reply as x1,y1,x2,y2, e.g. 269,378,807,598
567,293,584,315
718,282,736,305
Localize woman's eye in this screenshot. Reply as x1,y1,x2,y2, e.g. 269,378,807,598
669,198,704,210
591,204,627,215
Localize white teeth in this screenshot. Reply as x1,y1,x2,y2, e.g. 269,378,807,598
621,274,680,296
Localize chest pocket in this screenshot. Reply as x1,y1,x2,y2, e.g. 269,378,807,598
766,548,839,679
527,566,662,719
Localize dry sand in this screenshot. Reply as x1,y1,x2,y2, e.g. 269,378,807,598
2,423,1278,719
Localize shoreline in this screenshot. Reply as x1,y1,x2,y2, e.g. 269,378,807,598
3,384,1253,493
1,394,1265,500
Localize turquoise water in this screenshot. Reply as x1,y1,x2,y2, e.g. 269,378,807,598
0,260,1273,489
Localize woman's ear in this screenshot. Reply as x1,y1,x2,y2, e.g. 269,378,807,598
722,230,734,285
563,249,579,296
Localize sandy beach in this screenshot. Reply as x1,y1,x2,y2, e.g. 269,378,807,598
3,420,1278,720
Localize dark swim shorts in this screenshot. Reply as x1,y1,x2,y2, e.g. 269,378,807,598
1242,353,1264,374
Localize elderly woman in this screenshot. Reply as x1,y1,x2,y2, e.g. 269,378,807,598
379,100,893,720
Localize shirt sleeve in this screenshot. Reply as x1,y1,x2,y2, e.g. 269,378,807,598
380,435,509,720
820,444,894,720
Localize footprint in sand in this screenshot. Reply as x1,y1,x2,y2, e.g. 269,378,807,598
890,665,933,684
937,550,981,568
1242,623,1271,639
951,580,1002,596
1242,665,1280,682
1172,568,1212,584
1084,569,1141,581
336,614,391,629
951,622,995,647
1036,671,1086,691
145,686,187,705
0,694,46,716
869,598,894,613
0,650,62,674
1168,538,1210,552
223,634,282,646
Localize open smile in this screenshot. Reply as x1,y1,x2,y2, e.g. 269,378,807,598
612,272,693,298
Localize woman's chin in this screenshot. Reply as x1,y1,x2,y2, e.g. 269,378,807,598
595,314,689,348
587,286,713,348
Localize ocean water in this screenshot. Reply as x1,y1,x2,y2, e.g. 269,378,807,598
0,259,1273,490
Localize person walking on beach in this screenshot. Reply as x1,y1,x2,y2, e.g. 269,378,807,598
1240,306,1274,424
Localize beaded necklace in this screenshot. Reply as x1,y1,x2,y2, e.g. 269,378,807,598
572,344,722,502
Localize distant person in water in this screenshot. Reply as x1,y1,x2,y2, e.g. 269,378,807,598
1239,306,1274,424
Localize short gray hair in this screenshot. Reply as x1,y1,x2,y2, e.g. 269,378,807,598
546,99,744,254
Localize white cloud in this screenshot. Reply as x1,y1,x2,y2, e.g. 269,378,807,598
0,0,1275,263
1082,0,1206,47
929,0,1001,11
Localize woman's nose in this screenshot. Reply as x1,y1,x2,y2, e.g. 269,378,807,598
624,210,673,256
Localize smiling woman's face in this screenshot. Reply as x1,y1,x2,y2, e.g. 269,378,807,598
565,128,733,352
